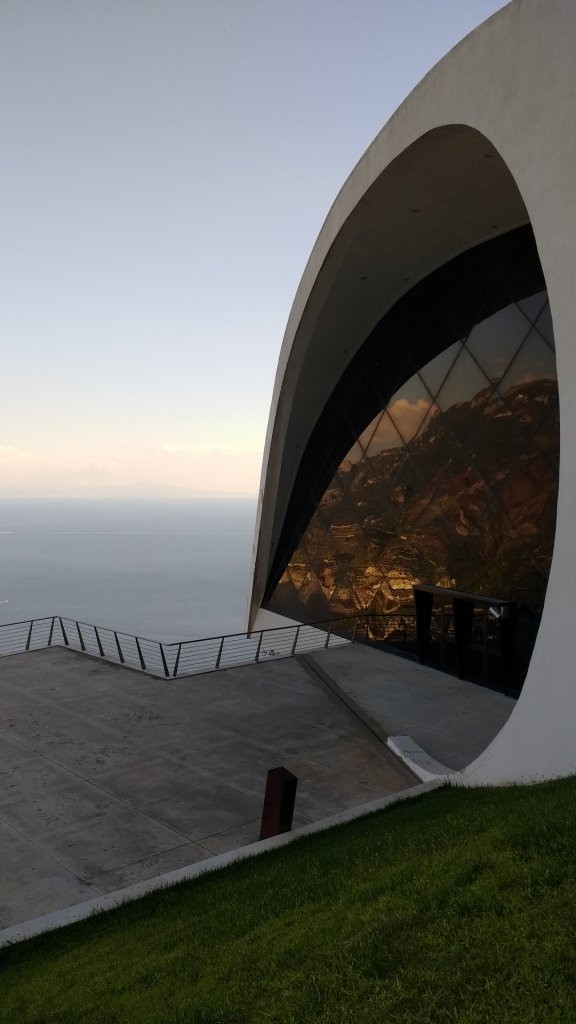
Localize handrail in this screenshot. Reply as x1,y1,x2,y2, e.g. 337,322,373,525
0,612,416,679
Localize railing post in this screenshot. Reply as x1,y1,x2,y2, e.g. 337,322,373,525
255,630,263,662
173,643,182,677
48,616,55,646
351,617,359,644
215,635,225,670
59,617,69,646
159,642,169,677
25,620,33,651
482,607,488,681
290,625,301,656
114,631,124,663
94,626,104,657
75,621,86,652
134,636,146,670
324,621,333,648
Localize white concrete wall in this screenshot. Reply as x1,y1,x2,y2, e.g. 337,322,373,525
251,0,576,783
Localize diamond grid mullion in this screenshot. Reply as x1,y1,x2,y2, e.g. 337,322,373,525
289,509,333,598
497,330,558,397
299,511,335,570
366,434,461,592
410,394,440,444
440,386,558,591
467,468,550,597
476,365,557,461
463,339,511,400
386,394,435,448
442,235,528,348
434,407,515,536
363,408,405,457
357,410,387,460
285,546,311,594
486,388,560,490
332,567,367,614
532,300,555,352
496,385,553,462
475,331,532,409
359,437,427,589
327,435,411,609
465,301,536,393
418,341,462,405
323,420,374,514
516,291,548,330
332,466,398,608
434,346,493,413
309,474,361,609
405,411,496,586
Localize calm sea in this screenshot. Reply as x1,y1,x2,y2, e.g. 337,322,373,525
0,499,257,642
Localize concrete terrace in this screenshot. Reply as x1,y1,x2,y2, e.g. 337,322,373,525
0,645,415,930
0,643,515,933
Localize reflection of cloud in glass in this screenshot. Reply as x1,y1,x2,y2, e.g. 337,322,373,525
355,399,432,458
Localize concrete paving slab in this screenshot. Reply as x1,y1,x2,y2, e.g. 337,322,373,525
0,818,24,850
145,785,263,841
300,737,410,789
196,813,309,854
304,645,516,770
0,645,416,932
82,841,213,893
92,759,221,806
0,838,91,919
0,747,80,800
141,725,247,761
35,808,191,881
168,736,294,782
0,778,128,838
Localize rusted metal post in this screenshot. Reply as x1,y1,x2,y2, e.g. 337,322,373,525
259,766,298,840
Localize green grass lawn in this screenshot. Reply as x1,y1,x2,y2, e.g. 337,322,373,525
2,777,576,1023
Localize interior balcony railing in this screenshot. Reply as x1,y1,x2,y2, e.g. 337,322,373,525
0,612,416,679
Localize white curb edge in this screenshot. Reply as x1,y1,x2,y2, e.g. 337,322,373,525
387,736,454,783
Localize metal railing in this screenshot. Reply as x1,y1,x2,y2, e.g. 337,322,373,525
0,612,417,678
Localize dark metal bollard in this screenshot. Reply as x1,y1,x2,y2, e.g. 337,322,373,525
259,766,298,840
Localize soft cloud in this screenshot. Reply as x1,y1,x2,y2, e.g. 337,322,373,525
0,440,262,497
358,399,434,456
0,445,30,462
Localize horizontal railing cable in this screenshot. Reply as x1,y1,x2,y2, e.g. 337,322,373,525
0,612,417,678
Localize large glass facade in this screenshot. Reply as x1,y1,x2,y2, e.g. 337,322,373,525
265,229,559,628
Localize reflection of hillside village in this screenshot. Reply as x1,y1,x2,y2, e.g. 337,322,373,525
271,378,559,622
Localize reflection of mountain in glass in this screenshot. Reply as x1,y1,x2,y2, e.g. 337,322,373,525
269,291,559,624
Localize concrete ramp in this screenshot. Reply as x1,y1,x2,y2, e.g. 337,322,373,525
302,645,516,772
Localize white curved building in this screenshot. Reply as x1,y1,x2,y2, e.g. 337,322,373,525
249,0,576,784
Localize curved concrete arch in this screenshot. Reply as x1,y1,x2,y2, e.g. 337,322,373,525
250,0,576,783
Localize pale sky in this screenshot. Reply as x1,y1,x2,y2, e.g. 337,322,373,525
0,0,509,498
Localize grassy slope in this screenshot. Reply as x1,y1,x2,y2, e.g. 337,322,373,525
1,778,576,1024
